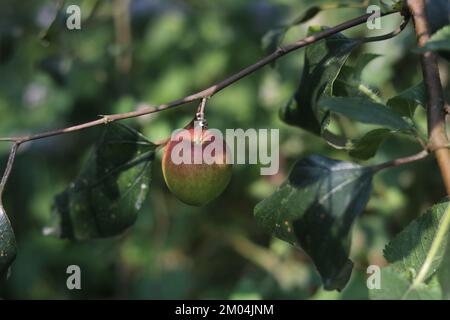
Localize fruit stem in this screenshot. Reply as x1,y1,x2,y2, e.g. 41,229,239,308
196,97,208,129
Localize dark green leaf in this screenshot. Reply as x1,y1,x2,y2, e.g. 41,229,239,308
280,27,360,134
0,204,16,280
254,155,373,290
39,0,65,45
319,96,413,131
387,82,427,118
427,0,450,34
47,123,156,240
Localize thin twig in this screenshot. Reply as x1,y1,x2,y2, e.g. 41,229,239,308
0,143,20,205
361,14,410,43
372,149,430,172
407,0,450,196
0,11,400,145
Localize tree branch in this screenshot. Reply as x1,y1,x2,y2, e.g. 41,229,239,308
407,0,450,196
0,143,19,205
372,149,430,172
0,11,400,144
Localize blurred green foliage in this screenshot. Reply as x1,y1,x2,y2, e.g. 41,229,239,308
0,0,449,299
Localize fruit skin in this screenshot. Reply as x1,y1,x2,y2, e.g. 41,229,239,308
162,127,232,206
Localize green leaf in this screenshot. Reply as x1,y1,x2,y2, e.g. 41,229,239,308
370,201,450,299
384,200,450,282
387,82,427,118
371,267,442,300
0,204,16,280
262,1,369,54
280,27,360,134
379,0,404,13
262,6,320,54
262,27,288,55
319,96,413,131
254,155,373,290
323,129,391,160
41,0,100,45
438,239,450,299
333,54,382,102
418,25,450,53
348,129,391,160
46,123,156,240
322,54,392,160
335,53,380,84
290,6,322,25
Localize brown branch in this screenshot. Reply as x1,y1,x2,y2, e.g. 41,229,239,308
372,149,430,172
407,0,450,196
0,11,400,144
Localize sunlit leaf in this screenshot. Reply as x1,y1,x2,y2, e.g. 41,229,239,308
384,200,450,281
371,267,442,300
438,238,450,299
370,201,450,299
379,0,404,13
254,155,373,290
46,123,156,240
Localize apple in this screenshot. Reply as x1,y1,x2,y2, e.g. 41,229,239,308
162,127,232,206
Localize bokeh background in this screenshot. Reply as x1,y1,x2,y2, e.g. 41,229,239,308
0,0,449,299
